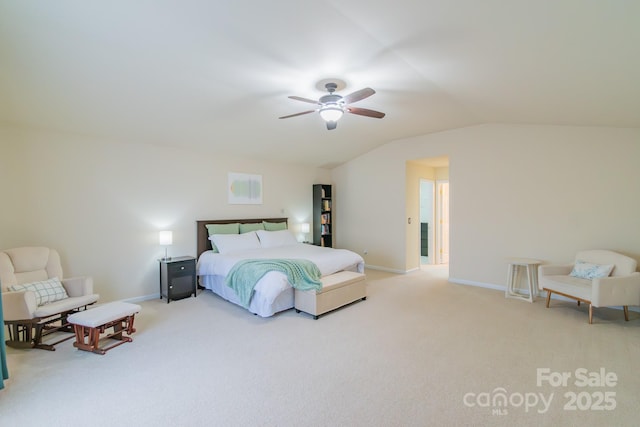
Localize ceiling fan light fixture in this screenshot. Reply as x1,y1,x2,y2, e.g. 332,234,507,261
319,105,344,122
281,82,384,129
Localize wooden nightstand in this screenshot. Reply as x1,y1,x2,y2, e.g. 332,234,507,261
159,256,196,303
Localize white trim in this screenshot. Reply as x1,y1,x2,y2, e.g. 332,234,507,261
364,264,411,274
435,180,449,264
123,293,159,303
123,280,640,313
448,277,505,292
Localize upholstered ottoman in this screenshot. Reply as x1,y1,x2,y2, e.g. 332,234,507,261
67,302,141,355
295,271,366,319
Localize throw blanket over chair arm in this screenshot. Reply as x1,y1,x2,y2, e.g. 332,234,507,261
592,272,640,307
62,276,94,297
2,290,38,321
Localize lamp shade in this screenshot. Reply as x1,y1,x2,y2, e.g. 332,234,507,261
159,230,173,246
300,223,310,233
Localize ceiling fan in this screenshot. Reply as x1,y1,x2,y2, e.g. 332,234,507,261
279,82,385,130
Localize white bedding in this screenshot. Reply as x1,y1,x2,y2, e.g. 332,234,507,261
197,243,364,317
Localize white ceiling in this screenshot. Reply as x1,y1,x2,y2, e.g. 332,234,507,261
1,1,639,168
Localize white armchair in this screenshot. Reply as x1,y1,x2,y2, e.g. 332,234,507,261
538,250,640,324
1,247,99,350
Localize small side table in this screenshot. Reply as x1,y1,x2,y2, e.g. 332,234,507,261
505,257,541,303
159,256,197,303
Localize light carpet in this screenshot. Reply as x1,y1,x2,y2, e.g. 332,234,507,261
1,267,639,427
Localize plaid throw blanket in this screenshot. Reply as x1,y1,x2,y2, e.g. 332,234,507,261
225,258,322,308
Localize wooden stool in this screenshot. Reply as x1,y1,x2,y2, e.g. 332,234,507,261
67,302,141,355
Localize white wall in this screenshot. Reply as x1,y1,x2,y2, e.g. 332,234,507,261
0,126,24,245
4,122,639,299
0,125,330,301
332,124,640,288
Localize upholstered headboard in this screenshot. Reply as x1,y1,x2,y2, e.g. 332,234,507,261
196,218,288,258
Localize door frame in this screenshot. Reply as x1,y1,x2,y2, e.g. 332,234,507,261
435,180,449,264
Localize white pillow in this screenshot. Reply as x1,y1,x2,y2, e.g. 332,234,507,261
210,231,261,254
570,260,614,280
9,277,68,306
256,229,298,248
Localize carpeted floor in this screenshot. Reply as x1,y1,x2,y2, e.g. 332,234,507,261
1,267,639,427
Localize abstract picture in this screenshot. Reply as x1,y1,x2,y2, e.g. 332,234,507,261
228,173,263,204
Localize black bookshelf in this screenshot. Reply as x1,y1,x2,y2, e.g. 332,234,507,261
313,184,332,247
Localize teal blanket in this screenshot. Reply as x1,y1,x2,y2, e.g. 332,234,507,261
225,259,322,308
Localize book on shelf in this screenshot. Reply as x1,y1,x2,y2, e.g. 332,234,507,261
323,200,331,211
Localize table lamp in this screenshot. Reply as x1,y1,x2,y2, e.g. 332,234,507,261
159,230,173,261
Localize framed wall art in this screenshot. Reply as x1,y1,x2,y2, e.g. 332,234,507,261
228,172,263,204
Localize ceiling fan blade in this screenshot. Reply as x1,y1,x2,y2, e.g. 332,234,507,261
288,95,320,105
342,87,375,104
346,106,386,119
279,110,316,119
326,121,338,130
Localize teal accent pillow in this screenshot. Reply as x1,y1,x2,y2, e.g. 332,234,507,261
206,223,240,252
570,260,614,280
240,222,265,233
263,221,287,231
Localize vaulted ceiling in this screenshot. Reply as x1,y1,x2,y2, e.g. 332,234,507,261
1,1,639,168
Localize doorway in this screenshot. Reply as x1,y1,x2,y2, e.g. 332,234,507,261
414,156,449,267
420,179,449,265
419,179,434,264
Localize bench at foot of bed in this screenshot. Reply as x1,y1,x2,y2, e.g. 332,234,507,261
294,271,366,319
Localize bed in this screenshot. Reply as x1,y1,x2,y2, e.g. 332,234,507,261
196,218,365,317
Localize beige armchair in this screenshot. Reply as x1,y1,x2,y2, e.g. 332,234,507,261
1,247,99,350
539,250,640,324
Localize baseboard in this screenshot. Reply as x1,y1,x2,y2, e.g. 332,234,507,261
123,293,159,303
448,277,640,312
364,264,409,274
122,279,640,315
448,277,506,293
